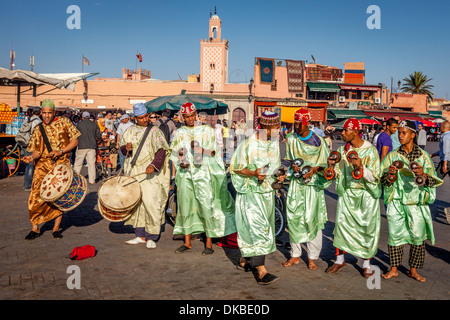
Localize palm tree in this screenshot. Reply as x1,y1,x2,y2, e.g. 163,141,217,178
401,71,434,101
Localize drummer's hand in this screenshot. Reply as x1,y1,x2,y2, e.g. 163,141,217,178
291,164,301,173
49,150,63,159
125,142,133,152
23,156,33,164
145,165,155,175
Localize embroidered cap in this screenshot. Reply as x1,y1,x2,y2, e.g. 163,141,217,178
294,108,311,126
398,119,417,132
180,102,196,115
260,111,280,126
343,118,362,131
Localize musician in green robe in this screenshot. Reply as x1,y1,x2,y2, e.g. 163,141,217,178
380,120,443,283
119,103,170,249
229,111,285,285
325,118,381,278
169,102,235,255
282,108,331,271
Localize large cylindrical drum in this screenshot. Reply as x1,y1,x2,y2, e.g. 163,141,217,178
40,163,88,212
97,175,142,222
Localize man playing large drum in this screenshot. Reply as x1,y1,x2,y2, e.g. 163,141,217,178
22,99,81,240
119,103,170,249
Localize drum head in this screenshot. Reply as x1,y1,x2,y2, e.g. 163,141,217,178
40,163,74,201
98,175,142,211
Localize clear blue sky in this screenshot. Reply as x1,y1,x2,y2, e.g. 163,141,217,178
1,0,449,98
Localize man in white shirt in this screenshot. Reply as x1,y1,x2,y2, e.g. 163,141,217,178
116,114,133,169
417,124,427,150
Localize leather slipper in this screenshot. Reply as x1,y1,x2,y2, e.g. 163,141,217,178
25,231,40,241
256,273,279,285
175,245,192,254
202,247,214,255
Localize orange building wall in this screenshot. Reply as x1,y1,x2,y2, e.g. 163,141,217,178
390,93,428,113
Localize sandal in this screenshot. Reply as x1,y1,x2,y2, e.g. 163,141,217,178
175,245,192,254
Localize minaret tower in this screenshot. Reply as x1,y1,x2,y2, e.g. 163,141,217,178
200,7,229,92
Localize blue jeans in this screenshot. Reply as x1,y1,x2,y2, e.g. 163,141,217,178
23,149,34,190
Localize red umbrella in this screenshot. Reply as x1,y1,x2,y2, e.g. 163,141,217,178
360,118,380,125
419,119,437,127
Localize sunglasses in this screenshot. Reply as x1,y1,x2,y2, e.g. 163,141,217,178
150,116,157,119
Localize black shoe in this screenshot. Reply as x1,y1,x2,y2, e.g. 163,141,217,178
25,231,40,241
175,245,192,253
256,273,279,285
202,247,214,256
52,231,63,239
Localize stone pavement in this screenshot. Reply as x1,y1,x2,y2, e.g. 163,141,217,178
0,141,448,302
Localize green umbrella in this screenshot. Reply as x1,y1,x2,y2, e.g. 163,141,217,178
144,94,229,115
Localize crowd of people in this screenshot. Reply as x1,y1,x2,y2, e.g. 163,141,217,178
19,99,449,286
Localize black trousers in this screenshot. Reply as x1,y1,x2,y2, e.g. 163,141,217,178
246,255,266,268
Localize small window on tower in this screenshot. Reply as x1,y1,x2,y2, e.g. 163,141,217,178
210,63,215,70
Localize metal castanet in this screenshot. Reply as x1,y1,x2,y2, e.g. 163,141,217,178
291,158,304,179
301,165,312,184
271,167,286,190
408,161,425,186
257,164,270,185
191,140,215,167
387,160,404,183
177,147,190,169
347,150,363,180
324,151,341,180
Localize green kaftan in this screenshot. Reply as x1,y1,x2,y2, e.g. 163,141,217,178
229,133,280,258
169,124,236,238
119,124,171,235
285,133,331,244
333,141,381,259
380,148,443,246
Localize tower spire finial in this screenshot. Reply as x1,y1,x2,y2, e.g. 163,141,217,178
214,6,217,15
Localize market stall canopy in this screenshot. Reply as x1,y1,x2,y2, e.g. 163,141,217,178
328,108,367,120
359,118,380,125
0,67,96,91
145,94,229,115
416,119,437,128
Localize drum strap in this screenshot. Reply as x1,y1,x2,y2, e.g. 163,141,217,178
130,124,153,168
38,123,53,153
